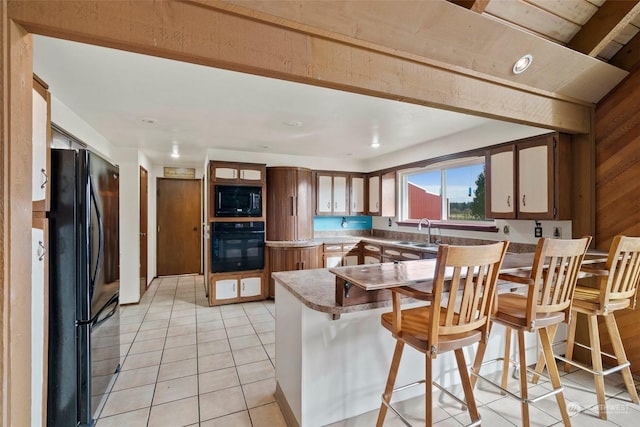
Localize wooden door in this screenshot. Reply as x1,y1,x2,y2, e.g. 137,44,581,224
157,178,201,276
139,166,148,297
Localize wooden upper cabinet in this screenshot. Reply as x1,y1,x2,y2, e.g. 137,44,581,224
349,174,366,215
33,75,51,212
316,172,348,216
210,161,265,184
368,174,381,215
486,133,571,220
368,171,396,217
486,145,517,219
266,167,313,241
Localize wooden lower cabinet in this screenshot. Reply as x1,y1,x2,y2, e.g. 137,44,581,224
267,245,321,298
322,243,361,268
362,243,382,264
208,270,266,306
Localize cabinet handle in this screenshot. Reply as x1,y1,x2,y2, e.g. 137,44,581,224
37,240,46,261
507,195,510,207
40,168,48,189
327,202,331,209
242,282,245,292
376,202,379,209
291,196,295,216
233,283,236,293
522,194,526,207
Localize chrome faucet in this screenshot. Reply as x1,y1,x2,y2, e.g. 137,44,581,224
417,218,432,245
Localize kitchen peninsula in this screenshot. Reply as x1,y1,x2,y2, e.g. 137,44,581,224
272,256,536,427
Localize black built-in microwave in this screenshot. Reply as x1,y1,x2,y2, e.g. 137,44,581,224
214,185,262,217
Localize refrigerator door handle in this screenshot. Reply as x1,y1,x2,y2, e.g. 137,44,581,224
84,293,119,328
89,175,104,291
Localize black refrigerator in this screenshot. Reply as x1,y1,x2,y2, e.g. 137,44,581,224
48,148,121,427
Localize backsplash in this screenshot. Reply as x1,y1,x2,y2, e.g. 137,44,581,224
314,216,372,231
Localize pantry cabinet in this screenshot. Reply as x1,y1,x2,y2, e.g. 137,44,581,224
266,167,314,241
486,133,571,220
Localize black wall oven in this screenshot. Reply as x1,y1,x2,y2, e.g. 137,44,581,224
212,221,265,273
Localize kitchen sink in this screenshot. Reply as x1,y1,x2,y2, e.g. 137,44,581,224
392,241,414,245
410,243,438,248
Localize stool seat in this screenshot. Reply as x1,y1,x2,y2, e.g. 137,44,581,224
494,293,566,329
571,286,631,313
381,307,484,354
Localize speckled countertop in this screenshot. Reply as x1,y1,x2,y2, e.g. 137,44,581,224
272,268,398,316
272,266,521,317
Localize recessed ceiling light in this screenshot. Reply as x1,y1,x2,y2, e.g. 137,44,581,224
260,145,271,149
513,54,533,74
170,152,180,158
283,120,302,127
141,117,158,124
371,142,380,148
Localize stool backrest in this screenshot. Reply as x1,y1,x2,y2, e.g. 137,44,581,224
603,235,640,309
428,241,509,353
528,237,592,325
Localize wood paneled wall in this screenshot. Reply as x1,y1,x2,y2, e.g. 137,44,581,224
592,66,640,373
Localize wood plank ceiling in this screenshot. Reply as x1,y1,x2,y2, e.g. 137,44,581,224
449,0,640,72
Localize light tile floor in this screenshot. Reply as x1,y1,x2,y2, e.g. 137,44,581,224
96,274,640,426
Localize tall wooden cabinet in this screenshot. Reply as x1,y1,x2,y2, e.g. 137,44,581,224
207,160,267,306
266,167,313,241
32,75,50,427
486,133,571,220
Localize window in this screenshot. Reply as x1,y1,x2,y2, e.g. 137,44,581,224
400,157,486,222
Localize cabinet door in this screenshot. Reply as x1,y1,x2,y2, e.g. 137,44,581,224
214,164,238,180
297,246,321,270
240,277,262,297
368,175,380,215
333,175,348,215
381,171,396,217
363,255,381,264
215,279,238,300
33,78,51,212
487,146,516,219
32,216,48,427
295,169,314,241
239,168,262,182
344,254,359,266
324,255,342,268
317,174,333,214
518,142,551,217
350,175,365,215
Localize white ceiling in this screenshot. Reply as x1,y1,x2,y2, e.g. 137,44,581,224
33,35,546,168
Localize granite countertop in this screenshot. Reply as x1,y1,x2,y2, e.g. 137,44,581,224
265,236,431,250
272,268,399,317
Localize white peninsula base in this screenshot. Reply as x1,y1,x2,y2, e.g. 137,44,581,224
274,278,540,427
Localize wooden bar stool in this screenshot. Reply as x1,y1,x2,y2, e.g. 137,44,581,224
376,241,509,427
470,236,591,427
532,235,640,420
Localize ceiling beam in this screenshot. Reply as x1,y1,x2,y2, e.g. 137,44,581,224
567,0,640,56
8,0,593,133
609,30,640,72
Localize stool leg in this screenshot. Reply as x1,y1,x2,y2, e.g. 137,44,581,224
531,323,559,384
563,312,578,373
604,313,640,404
539,326,571,426
587,314,607,420
455,348,480,424
501,327,513,392
517,330,531,427
426,353,433,427
377,340,404,427
470,339,488,389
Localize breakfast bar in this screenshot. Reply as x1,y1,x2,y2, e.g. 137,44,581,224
273,251,609,427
